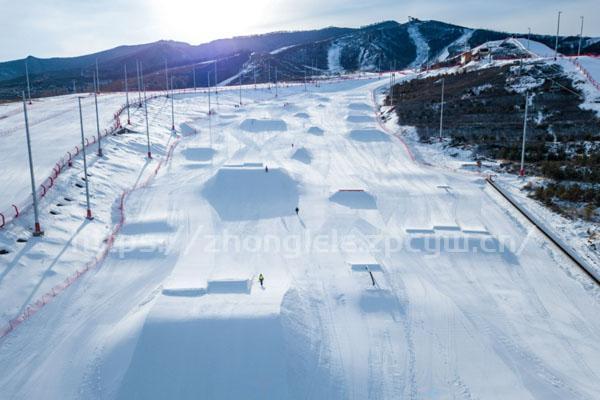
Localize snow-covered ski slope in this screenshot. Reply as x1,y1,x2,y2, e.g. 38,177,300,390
1,79,600,399
0,93,131,210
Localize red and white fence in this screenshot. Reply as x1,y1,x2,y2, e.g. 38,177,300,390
0,94,163,230
566,56,600,92
0,134,181,340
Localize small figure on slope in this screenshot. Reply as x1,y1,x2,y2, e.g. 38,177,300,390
259,273,265,288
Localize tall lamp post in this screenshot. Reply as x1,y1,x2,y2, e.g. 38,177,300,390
22,92,43,236
554,11,562,60
519,93,530,177
207,72,212,116
124,64,131,124
25,61,32,104
577,16,584,58
77,97,93,220
164,59,169,97
93,72,103,157
170,76,175,132
436,77,445,141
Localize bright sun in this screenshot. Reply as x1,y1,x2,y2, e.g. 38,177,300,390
150,0,273,44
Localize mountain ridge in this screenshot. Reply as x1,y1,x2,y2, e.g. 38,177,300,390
0,18,598,100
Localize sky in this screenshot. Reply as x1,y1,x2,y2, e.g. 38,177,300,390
0,0,598,61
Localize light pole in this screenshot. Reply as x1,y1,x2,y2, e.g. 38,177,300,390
239,70,242,106
527,28,531,50
124,64,131,124
93,72,103,156
139,62,151,157
438,77,445,141
170,76,175,132
304,67,307,91
254,65,257,89
275,67,278,97
25,61,32,104
136,60,142,107
95,59,100,94
519,93,530,177
143,88,152,159
577,16,584,58
22,92,43,236
77,97,93,220
214,59,218,105
207,71,212,116
193,67,196,92
554,11,562,60
164,59,169,97
140,62,145,100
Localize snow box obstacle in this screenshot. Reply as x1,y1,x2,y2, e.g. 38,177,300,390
207,276,253,294
346,114,374,123
404,225,517,263
348,129,390,142
294,112,310,119
239,118,287,133
179,122,199,136
183,147,216,162
329,189,377,209
202,166,299,221
291,148,312,164
307,126,324,136
347,254,382,272
348,102,372,111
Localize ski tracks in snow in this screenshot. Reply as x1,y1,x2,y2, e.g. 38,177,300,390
408,24,430,69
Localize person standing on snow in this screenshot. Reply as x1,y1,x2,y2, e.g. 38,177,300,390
259,273,264,288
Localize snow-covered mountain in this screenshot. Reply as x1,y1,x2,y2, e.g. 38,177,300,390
0,18,598,100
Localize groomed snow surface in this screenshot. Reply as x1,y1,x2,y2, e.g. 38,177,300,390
1,79,600,399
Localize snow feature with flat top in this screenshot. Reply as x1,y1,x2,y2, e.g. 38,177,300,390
202,166,299,221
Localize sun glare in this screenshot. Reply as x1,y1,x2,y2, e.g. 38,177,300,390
150,0,273,44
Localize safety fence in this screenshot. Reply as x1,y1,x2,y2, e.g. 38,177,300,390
0,94,163,230
0,134,181,340
565,57,600,91
486,176,600,285
371,86,416,163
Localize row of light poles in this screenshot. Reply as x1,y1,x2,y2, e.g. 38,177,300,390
18,51,311,237
433,77,535,177
19,57,179,236
430,11,586,177
554,12,586,60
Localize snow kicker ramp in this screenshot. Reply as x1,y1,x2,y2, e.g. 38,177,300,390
115,285,341,399
116,311,288,399
291,147,312,164
239,118,287,132
202,166,299,221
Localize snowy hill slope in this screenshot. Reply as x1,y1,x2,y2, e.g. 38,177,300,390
0,78,599,399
